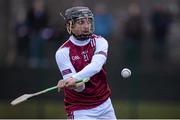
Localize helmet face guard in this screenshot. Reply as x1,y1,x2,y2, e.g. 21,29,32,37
64,6,94,40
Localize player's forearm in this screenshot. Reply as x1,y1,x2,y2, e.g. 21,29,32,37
72,55,106,81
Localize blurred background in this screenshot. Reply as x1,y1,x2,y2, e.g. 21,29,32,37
0,0,180,119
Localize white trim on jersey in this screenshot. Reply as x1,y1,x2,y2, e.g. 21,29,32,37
55,47,77,80
94,36,108,57
90,38,96,47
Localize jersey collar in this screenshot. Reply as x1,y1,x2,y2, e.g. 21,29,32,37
69,35,90,46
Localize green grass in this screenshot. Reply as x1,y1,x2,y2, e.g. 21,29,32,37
0,100,180,119
113,100,180,118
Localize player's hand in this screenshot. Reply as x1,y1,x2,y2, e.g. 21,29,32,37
57,80,66,92
64,77,77,89
57,78,83,92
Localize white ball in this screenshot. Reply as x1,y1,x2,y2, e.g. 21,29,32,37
121,68,131,78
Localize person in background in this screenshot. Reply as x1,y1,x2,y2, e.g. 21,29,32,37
123,3,145,67
94,3,113,39
55,6,116,119
14,8,30,67
27,0,49,68
150,4,172,63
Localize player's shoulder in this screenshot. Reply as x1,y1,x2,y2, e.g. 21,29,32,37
91,34,108,47
55,47,70,61
60,39,71,49
91,34,108,43
56,40,70,56
56,46,69,54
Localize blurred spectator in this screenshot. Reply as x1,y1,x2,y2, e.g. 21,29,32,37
122,3,145,67
150,4,172,63
27,0,49,68
94,3,113,39
14,8,30,67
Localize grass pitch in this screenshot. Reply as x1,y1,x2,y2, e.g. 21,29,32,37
0,100,179,119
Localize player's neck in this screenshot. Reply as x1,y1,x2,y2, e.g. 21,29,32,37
70,35,90,46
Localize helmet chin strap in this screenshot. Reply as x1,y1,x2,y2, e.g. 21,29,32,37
72,33,92,41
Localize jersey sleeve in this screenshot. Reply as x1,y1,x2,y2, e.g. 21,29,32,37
94,37,108,60
72,37,108,81
55,47,76,79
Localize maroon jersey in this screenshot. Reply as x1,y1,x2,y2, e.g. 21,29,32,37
58,35,111,115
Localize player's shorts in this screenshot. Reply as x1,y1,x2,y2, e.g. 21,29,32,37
72,97,116,120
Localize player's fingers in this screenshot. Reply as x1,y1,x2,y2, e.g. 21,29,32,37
65,78,76,87
65,82,69,87
69,85,76,89
65,82,75,88
57,80,65,92
65,83,76,89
